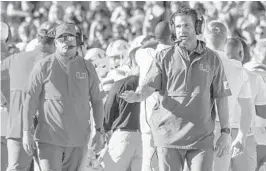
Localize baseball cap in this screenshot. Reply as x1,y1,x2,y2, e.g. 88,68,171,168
127,35,147,57
84,48,106,61
0,22,9,41
106,39,129,57
154,21,171,40
38,22,57,38
205,20,227,37
54,22,77,38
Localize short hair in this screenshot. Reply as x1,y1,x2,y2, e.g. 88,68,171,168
225,37,244,61
236,37,251,64
204,20,227,49
226,38,243,50
170,7,198,27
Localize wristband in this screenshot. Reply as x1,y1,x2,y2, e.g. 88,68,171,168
221,128,231,134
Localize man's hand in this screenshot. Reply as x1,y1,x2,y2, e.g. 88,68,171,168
91,130,105,154
119,90,139,103
231,137,245,158
22,130,36,156
215,133,231,158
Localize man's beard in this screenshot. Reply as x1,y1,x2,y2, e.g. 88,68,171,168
58,47,76,57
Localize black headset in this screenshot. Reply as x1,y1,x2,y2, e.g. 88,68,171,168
3,23,11,43
74,24,84,46
169,8,205,42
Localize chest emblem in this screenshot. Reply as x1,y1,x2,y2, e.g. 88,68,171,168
199,64,210,72
76,72,87,79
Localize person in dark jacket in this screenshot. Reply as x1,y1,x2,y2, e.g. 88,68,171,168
103,47,142,171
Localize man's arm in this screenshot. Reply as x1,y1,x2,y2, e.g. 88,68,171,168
87,61,105,130
236,75,253,140
119,79,157,103
103,84,119,132
211,56,232,157
216,97,230,129
254,75,266,119
120,51,163,103
23,62,44,132
238,98,253,139
22,62,44,156
1,54,14,77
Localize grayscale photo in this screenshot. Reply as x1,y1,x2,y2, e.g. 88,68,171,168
1,1,266,171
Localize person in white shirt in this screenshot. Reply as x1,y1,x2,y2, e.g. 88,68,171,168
243,39,266,171
204,20,253,171
224,38,260,171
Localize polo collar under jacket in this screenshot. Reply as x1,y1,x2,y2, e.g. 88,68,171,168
175,40,207,61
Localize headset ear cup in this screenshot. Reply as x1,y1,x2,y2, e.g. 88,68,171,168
6,28,11,42
76,25,84,46
200,16,205,35
195,12,205,35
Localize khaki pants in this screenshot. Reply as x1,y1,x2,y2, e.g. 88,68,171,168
103,130,142,171
141,133,159,171
157,147,214,171
37,142,83,171
256,145,266,171
6,138,32,171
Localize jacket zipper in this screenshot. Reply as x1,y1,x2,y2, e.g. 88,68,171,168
185,51,207,92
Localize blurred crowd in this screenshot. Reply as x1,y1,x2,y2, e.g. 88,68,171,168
1,1,266,87
1,1,266,51
1,1,266,171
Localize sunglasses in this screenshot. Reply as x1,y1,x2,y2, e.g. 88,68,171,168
56,35,76,42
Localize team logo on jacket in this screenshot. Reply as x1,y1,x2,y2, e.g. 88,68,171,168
199,64,210,72
223,81,230,89
76,72,87,79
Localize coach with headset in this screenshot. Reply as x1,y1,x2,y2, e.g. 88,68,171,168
120,7,232,171
22,22,105,171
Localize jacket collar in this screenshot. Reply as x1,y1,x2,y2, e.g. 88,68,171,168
193,40,206,55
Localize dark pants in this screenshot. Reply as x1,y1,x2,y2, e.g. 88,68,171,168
156,147,213,171
256,145,266,171
1,137,8,171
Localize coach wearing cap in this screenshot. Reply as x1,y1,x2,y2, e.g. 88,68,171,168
22,22,105,171
1,21,56,171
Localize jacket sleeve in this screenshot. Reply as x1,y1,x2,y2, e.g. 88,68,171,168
85,60,105,102
103,82,120,132
1,54,14,80
23,62,45,131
